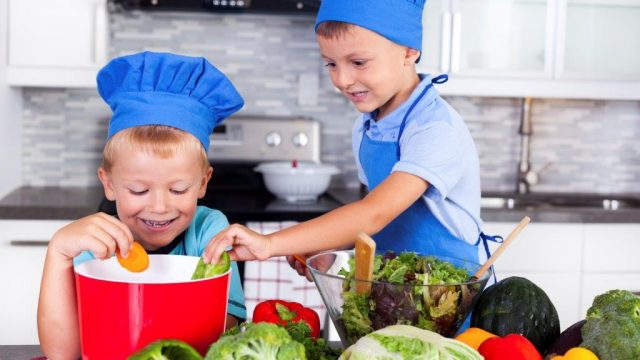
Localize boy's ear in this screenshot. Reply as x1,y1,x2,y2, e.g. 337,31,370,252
405,48,421,65
97,167,116,201
198,166,213,199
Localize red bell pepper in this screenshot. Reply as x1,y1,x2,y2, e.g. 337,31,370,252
252,299,321,338
478,333,543,360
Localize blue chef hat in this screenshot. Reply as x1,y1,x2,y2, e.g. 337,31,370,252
97,51,244,150
315,0,426,52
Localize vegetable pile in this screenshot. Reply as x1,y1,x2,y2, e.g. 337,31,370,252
337,251,484,342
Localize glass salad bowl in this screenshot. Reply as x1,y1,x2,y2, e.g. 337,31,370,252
307,250,491,346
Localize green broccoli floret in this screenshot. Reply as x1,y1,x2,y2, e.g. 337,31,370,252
580,289,640,360
205,322,306,360
285,321,342,360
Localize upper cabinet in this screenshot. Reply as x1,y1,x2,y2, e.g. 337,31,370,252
418,0,640,100
7,0,109,88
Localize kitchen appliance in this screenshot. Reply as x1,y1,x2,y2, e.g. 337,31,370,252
74,255,230,358
114,0,320,14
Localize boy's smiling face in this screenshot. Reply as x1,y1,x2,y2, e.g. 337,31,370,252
98,145,212,251
318,25,421,119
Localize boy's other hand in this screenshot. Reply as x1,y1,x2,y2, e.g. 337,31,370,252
49,212,134,262
204,223,272,264
286,255,314,281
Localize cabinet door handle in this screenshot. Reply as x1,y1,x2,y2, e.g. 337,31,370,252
92,0,109,65
440,12,452,73
9,240,49,247
450,12,462,73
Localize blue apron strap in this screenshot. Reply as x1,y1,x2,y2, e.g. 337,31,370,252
396,74,448,158
475,232,503,283
431,74,449,84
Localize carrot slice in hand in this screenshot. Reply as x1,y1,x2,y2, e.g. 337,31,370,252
116,241,149,273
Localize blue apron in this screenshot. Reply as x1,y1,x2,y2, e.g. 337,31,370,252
359,75,501,268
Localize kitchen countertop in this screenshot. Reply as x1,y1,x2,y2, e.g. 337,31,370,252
1,186,640,223
0,345,43,360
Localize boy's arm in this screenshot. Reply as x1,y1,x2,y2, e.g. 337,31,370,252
38,247,82,359
270,171,427,255
205,171,427,262
38,213,133,359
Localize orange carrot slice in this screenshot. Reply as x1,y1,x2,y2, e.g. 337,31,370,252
116,241,149,273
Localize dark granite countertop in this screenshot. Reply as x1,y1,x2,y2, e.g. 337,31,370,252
1,186,640,223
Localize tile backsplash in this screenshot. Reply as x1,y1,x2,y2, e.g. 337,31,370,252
21,10,640,194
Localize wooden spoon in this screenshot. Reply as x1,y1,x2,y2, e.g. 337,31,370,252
472,216,531,280
354,232,376,295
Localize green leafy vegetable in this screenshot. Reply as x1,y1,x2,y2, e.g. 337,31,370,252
192,252,230,280
204,322,306,360
128,339,203,360
338,324,483,360
580,289,640,360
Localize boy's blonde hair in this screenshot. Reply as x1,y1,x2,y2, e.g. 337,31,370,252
316,21,354,39
102,125,210,173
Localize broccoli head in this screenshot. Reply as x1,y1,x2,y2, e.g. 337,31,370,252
205,322,306,360
580,289,640,360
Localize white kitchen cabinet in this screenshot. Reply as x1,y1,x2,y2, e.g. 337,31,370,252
0,220,70,345
420,0,640,99
557,0,640,80
482,222,584,328
7,0,109,88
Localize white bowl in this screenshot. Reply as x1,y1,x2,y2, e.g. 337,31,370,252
255,161,340,202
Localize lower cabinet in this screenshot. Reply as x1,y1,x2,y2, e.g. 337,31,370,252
483,222,584,329
483,221,640,331
0,220,70,345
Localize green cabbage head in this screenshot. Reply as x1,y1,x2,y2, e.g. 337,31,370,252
339,325,482,360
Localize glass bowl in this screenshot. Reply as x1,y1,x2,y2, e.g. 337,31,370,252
307,250,491,346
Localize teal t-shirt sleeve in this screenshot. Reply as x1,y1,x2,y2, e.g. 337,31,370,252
73,250,96,266
190,206,247,320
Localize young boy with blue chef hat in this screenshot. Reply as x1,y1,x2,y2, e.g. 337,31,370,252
38,51,247,359
205,0,498,276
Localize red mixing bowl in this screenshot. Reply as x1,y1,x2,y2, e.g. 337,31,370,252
74,255,230,359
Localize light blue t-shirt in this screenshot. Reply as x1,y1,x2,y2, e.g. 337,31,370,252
74,206,246,320
352,74,483,245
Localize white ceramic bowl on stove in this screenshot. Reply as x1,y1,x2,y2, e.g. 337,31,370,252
255,161,340,202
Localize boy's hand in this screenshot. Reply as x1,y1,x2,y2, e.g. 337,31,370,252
286,255,314,281
203,224,272,264
49,212,134,261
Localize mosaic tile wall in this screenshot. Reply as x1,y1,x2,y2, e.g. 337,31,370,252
21,10,640,194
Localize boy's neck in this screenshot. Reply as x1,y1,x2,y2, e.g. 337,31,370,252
375,72,421,121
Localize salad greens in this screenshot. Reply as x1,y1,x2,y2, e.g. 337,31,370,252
337,251,481,343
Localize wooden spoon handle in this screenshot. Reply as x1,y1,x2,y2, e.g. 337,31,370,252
354,232,376,295
473,216,531,280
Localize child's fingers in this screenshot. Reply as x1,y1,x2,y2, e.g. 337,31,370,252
204,228,235,264
84,227,118,259
96,213,134,257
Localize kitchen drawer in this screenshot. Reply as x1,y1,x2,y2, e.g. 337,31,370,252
483,222,583,272
583,224,640,272
0,220,70,345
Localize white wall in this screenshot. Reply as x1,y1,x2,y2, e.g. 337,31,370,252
0,0,23,198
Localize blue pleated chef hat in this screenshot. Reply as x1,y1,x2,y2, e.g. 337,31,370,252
315,0,426,52
97,51,244,150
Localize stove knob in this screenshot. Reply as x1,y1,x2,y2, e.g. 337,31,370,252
265,131,282,147
292,132,308,147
